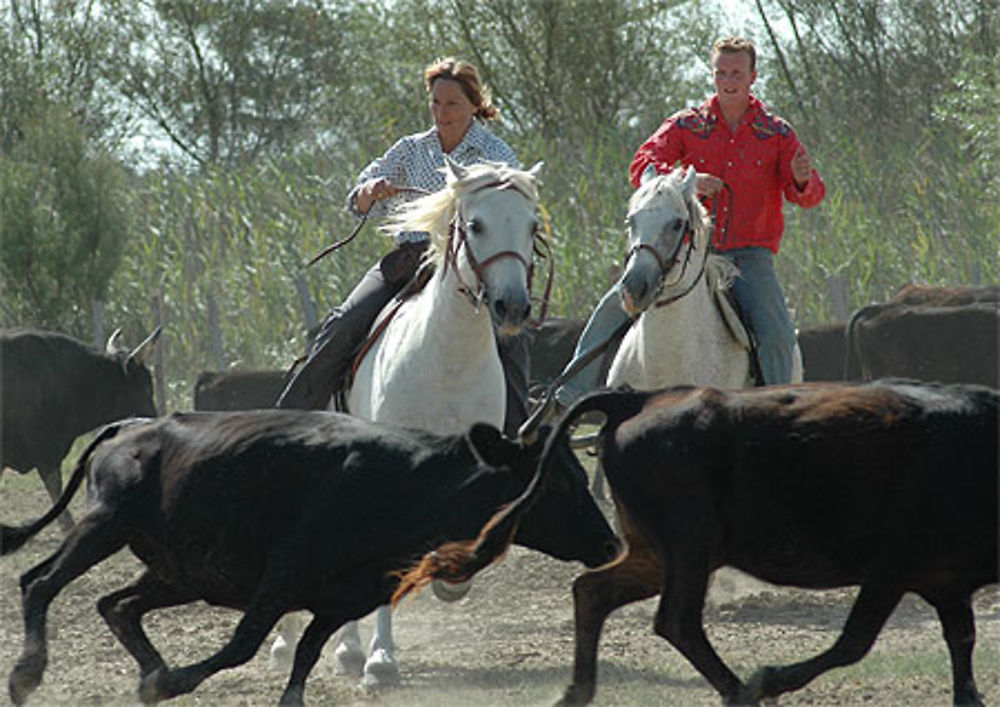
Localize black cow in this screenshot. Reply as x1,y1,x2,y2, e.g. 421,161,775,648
846,302,998,387
0,327,160,529
1,410,620,706
398,379,998,705
528,317,585,386
890,282,999,307
193,369,290,410
796,323,847,382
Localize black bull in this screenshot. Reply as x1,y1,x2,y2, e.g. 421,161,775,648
1,410,620,706
398,379,998,706
1,328,160,528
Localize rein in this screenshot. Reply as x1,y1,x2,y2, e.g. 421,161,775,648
648,181,733,309
306,185,432,267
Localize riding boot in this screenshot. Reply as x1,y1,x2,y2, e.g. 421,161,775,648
276,243,425,410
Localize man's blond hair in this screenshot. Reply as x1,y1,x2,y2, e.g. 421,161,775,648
712,36,756,72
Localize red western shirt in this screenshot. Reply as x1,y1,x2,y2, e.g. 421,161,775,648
631,95,825,253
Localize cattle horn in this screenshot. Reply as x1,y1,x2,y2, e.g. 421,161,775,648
128,326,162,367
106,328,125,355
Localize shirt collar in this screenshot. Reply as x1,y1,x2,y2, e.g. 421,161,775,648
425,120,489,158
706,94,765,127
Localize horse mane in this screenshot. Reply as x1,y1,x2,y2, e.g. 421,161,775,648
380,161,539,263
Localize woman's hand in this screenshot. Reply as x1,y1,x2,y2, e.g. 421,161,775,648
355,177,398,214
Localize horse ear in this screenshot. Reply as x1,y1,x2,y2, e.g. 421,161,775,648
680,165,698,199
443,154,467,183
640,164,659,185
527,161,543,180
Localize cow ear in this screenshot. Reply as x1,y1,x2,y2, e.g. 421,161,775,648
466,423,517,466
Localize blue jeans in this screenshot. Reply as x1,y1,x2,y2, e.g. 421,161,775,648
554,285,630,407
720,247,796,385
554,246,796,406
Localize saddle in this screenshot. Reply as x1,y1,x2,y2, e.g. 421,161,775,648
706,265,766,386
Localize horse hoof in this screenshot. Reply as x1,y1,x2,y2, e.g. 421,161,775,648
432,577,473,602
332,641,365,677
361,649,400,688
269,635,294,673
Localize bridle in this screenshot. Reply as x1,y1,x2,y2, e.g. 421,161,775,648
443,180,554,324
626,181,733,310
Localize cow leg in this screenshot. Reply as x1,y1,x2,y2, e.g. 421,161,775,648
278,614,339,707
97,572,196,677
741,581,904,703
926,591,983,706
332,620,366,676
652,560,744,701
138,592,284,703
10,511,128,705
363,604,399,687
37,463,73,531
560,550,661,705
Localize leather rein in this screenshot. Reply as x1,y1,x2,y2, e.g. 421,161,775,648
629,181,733,309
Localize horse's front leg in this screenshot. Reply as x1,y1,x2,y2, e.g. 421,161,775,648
362,605,399,687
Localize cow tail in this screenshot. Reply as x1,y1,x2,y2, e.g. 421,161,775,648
0,421,130,556
392,388,648,606
844,304,879,380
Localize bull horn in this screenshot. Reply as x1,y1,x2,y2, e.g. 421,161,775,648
106,328,125,355
518,393,556,444
127,326,162,366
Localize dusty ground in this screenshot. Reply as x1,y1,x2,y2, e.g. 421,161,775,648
2,467,998,707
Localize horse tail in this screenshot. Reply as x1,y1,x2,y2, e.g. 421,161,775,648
391,387,649,606
1,419,144,556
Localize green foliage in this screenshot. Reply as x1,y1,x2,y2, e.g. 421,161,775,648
0,100,128,334
2,0,998,411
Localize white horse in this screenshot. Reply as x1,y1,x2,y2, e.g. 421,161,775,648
608,164,754,389
586,165,800,493
270,158,543,687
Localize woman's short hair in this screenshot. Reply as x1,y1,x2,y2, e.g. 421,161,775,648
712,36,756,73
424,57,498,122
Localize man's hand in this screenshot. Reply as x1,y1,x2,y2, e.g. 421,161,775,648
696,173,725,198
791,146,812,189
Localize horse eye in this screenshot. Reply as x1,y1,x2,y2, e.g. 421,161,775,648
468,219,483,234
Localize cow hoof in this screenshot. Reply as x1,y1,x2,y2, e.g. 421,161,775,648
332,641,365,677
138,667,168,704
268,634,294,673
361,649,400,688
557,681,595,705
9,657,44,706
431,577,472,602
732,667,771,705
